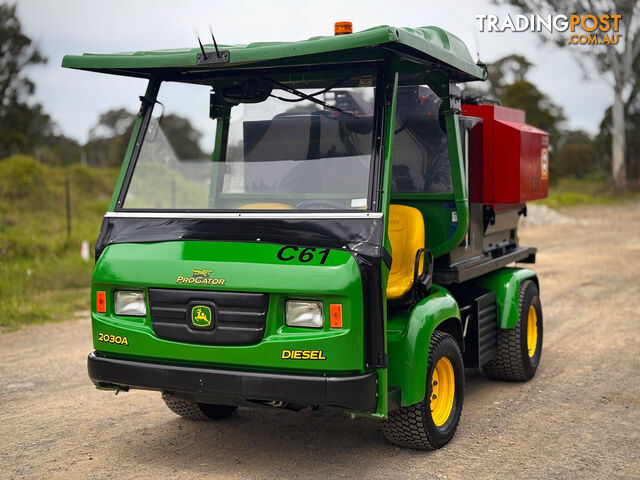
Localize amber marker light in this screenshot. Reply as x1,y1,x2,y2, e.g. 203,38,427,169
335,21,353,35
96,291,106,313
330,304,343,328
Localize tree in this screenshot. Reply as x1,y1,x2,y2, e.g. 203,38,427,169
484,54,533,99
85,109,136,167
85,108,206,167
472,55,565,152
553,130,602,178
598,91,640,185
500,79,565,151
89,108,136,139
85,109,135,167
0,100,53,156
0,4,45,110
494,0,640,190
161,114,206,160
0,3,61,160
34,134,82,167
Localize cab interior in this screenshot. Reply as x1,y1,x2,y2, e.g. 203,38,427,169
386,85,451,304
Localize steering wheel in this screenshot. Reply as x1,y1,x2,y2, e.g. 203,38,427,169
294,199,349,210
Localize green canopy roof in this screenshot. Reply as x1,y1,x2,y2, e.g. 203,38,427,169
62,25,486,82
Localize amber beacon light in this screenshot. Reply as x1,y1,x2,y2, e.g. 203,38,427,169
334,21,353,35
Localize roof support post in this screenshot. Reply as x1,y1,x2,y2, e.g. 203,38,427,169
109,78,161,211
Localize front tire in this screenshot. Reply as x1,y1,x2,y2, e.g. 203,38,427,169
483,279,543,381
382,331,464,449
162,393,237,421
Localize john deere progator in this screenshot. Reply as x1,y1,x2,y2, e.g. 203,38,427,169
63,22,548,449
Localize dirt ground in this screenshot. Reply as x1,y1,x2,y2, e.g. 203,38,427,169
1,203,639,480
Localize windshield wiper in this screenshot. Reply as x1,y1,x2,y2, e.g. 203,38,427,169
265,76,358,119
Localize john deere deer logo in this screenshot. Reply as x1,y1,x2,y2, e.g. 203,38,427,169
191,305,212,327
192,269,213,278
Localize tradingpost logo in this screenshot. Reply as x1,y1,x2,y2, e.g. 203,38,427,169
476,13,623,46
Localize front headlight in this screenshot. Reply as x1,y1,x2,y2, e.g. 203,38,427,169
114,291,146,316
286,300,323,328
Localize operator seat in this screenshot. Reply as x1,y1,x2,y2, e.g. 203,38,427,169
386,204,426,301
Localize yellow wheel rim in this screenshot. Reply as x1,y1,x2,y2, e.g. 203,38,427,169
527,305,538,358
430,357,455,427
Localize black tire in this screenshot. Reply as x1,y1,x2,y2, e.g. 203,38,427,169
483,280,543,381
162,393,237,421
382,331,464,449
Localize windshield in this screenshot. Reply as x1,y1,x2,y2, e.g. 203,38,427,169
121,70,378,211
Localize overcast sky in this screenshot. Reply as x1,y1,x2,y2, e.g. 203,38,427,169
15,0,613,143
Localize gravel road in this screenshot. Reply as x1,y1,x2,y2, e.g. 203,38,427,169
1,203,639,480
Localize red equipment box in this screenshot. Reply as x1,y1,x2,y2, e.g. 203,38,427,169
462,104,549,205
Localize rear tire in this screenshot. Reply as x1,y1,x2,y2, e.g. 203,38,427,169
483,280,543,381
162,393,237,420
382,331,464,449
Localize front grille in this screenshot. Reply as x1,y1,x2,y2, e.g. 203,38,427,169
149,288,269,346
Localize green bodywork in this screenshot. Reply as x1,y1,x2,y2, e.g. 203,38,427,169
387,285,461,406
62,25,485,82
473,267,538,329
92,241,366,373
64,25,537,419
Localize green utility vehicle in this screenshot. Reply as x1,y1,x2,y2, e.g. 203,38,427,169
64,23,547,449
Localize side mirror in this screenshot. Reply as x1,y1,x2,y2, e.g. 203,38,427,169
210,92,232,120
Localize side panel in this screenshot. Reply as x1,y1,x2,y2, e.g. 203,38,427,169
472,267,538,329
387,198,457,257
387,285,461,406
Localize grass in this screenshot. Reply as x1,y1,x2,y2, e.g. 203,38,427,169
535,176,640,208
0,155,117,332
0,256,91,329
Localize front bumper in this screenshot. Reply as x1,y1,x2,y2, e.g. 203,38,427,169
88,352,378,412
